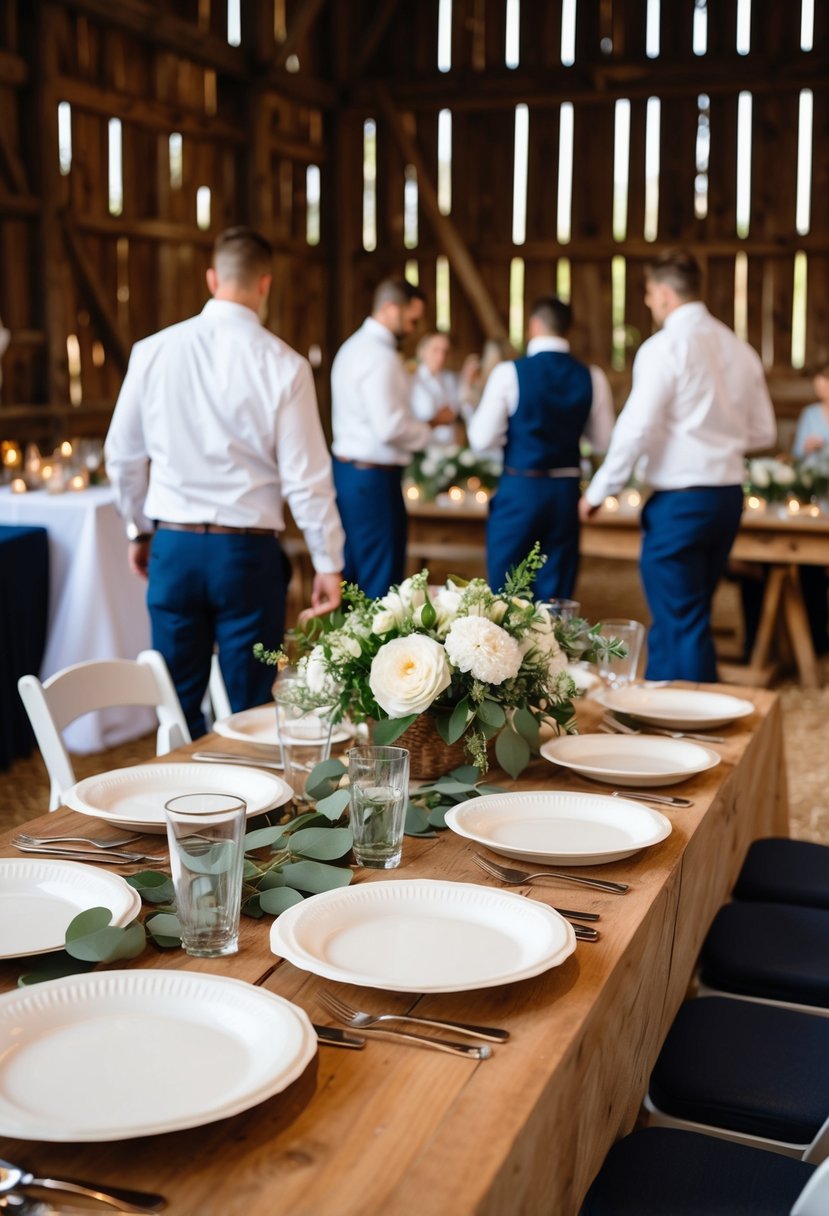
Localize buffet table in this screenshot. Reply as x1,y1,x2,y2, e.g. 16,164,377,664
0,486,153,752
0,687,786,1215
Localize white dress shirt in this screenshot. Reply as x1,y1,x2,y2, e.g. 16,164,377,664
466,336,615,456
586,302,777,506
331,318,432,465
410,364,461,445
105,298,344,573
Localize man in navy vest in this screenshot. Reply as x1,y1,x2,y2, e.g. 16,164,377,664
467,297,614,599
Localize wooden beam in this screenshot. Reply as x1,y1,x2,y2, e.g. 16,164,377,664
71,214,327,260
347,0,401,82
38,3,70,408
0,48,27,85
0,122,30,195
274,0,329,69
61,217,130,374
55,75,247,144
0,194,39,216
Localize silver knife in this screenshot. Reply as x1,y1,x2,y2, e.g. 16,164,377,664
193,751,283,770
313,1023,366,1049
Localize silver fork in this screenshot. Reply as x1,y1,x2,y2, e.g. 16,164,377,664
317,989,510,1042
472,852,628,894
13,831,142,850
12,841,166,865
601,714,725,744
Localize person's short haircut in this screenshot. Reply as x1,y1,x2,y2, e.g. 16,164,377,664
645,248,702,299
530,297,572,337
416,331,450,359
373,277,425,312
212,226,273,285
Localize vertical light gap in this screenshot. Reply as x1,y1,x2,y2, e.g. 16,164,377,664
556,258,571,303
437,0,452,72
509,257,525,350
227,0,241,46
695,93,710,220
561,0,576,65
796,89,813,236
436,256,450,331
116,237,130,332
613,99,631,242
736,92,752,237
306,165,320,246
57,101,72,175
801,0,814,50
512,104,529,245
405,259,419,286
363,118,377,252
693,0,707,55
505,0,520,68
792,252,808,369
557,102,574,243
196,186,211,230
404,165,418,249
736,0,751,54
274,0,286,41
646,0,660,58
168,132,183,190
611,256,626,371
66,334,82,406
438,109,452,216
734,251,748,339
108,117,123,216
644,97,661,241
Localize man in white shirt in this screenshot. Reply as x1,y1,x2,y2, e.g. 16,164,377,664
467,297,614,599
579,248,777,681
105,226,344,736
331,279,453,596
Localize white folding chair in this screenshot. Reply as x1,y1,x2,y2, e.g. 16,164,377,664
208,651,232,723
18,649,191,810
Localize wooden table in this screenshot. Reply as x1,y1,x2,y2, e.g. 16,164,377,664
405,499,829,689
0,689,787,1215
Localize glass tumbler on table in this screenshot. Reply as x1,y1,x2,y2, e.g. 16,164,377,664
347,745,410,870
597,618,646,687
274,681,335,804
542,598,581,621
163,792,247,958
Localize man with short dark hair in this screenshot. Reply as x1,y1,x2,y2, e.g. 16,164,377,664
105,225,344,736
331,278,453,595
467,295,614,599
579,248,776,681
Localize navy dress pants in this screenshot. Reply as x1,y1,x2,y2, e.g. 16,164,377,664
487,474,580,598
147,530,287,738
332,460,407,597
640,485,743,681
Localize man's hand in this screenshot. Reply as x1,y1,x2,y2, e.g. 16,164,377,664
299,572,342,622
128,538,152,579
429,405,456,427
578,495,600,523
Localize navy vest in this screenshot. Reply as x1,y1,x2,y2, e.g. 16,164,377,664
504,351,593,471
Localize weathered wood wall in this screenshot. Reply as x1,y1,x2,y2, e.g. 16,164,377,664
0,0,826,451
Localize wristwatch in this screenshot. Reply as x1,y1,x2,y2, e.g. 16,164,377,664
126,521,153,543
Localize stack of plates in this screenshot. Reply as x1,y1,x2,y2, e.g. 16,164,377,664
214,705,354,748
540,734,720,787
64,762,292,833
596,687,754,730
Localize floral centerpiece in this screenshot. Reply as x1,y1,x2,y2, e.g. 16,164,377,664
256,547,622,778
744,456,799,503
405,443,501,501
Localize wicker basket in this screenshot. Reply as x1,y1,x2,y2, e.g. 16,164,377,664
394,713,469,779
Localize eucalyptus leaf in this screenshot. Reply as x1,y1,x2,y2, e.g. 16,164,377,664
431,778,478,795
258,869,287,890
280,860,354,894
494,726,531,778
243,859,265,880
513,705,540,748
145,912,182,949
314,787,351,821
447,698,470,744
372,714,417,745
259,887,304,916
65,907,113,940
477,783,508,796
65,917,147,964
428,804,450,828
405,801,437,837
476,699,506,728
244,825,288,852
433,713,453,744
450,765,483,783
242,892,264,918
288,826,353,860
305,757,347,801
126,871,176,905
17,953,96,987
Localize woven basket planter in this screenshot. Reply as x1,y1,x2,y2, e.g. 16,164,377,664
393,713,469,780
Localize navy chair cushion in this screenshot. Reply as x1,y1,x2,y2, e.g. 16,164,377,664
579,1127,813,1215
735,839,829,909
649,998,829,1145
700,901,829,1008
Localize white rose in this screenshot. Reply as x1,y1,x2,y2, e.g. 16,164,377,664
369,635,452,717
302,648,340,697
775,464,796,486
397,577,426,610
372,610,398,635
459,449,476,467
421,458,438,476
373,591,406,632
750,460,770,488
432,587,462,634
331,634,361,661
444,617,522,685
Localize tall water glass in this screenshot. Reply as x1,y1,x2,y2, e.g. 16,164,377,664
597,618,646,687
274,682,335,804
163,792,247,957
347,746,410,870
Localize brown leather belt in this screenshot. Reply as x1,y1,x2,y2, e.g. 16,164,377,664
156,521,277,537
335,456,402,472
503,466,581,479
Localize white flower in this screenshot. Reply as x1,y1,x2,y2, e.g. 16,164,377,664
444,617,522,685
372,609,399,635
459,449,476,467
420,458,438,476
369,635,452,717
520,616,567,675
330,633,361,661
749,460,770,488
397,577,426,610
774,463,796,486
431,587,462,635
372,591,407,634
301,647,340,698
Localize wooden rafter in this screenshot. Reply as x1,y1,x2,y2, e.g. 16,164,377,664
274,0,329,70
61,217,129,375
347,0,401,83
0,123,29,193
375,85,508,343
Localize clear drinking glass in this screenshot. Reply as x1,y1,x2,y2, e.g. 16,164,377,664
597,618,646,687
347,746,410,870
274,682,335,804
163,792,247,958
543,598,582,620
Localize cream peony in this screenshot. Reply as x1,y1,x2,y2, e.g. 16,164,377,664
369,635,452,717
444,616,522,684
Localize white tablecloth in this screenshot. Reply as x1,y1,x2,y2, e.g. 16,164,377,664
0,485,153,753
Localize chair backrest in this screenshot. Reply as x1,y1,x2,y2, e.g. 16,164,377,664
792,1156,829,1215
209,652,232,723
18,649,191,810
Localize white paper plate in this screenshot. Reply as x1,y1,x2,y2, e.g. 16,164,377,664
0,859,141,960
214,704,354,747
65,763,292,833
540,734,720,787
0,970,316,1141
270,879,576,992
597,687,754,729
444,791,671,865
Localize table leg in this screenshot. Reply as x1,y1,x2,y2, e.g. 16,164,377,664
780,564,821,689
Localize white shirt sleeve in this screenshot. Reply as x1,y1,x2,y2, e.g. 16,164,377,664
466,361,518,453
362,354,433,452
104,344,154,535
583,366,615,454
410,373,437,423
